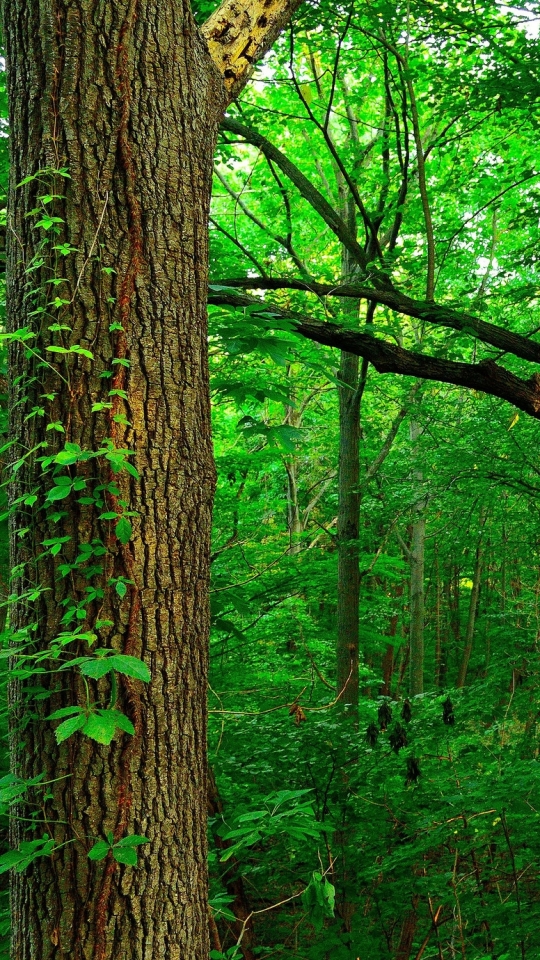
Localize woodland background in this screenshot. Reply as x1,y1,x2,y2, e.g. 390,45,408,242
1,0,540,957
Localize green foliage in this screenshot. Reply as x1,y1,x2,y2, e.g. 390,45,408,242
206,3,540,957
87,833,150,867
302,872,335,931
217,789,330,861
0,164,152,900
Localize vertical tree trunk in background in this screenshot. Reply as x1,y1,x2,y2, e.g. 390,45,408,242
336,349,361,715
336,220,361,718
396,896,419,960
284,395,303,555
4,0,299,957
456,509,487,688
434,543,443,688
380,584,404,696
409,420,426,697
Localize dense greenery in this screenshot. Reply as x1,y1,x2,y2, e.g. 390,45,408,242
1,0,540,958
206,2,540,958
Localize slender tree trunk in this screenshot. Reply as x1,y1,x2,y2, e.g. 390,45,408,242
456,509,487,688
381,583,404,696
434,543,442,688
409,421,426,697
396,896,419,960
284,397,303,555
333,179,361,716
4,1,298,957
336,349,361,715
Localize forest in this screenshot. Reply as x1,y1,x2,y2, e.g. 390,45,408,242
0,0,539,958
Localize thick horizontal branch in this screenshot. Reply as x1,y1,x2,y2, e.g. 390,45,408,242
217,276,540,366
220,117,370,273
208,288,540,420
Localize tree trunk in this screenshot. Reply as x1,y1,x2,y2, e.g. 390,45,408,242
336,350,361,716
456,509,487,688
380,583,404,696
409,421,426,697
335,186,361,719
284,397,304,555
4,1,298,958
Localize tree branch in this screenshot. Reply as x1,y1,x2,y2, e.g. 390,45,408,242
215,277,540,365
208,288,540,419
220,117,371,273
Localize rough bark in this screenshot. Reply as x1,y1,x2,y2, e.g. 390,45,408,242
4,1,300,958
203,0,304,102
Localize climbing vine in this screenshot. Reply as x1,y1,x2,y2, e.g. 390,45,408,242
0,166,150,876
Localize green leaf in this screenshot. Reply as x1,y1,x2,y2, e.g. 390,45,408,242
79,658,115,679
69,345,94,359
47,706,85,720
115,835,150,848
112,846,138,866
81,711,118,745
115,516,132,544
46,484,72,502
55,713,87,743
112,711,135,736
87,840,111,862
107,655,150,682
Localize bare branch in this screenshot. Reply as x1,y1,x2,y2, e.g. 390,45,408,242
215,276,540,365
221,117,371,273
208,288,540,419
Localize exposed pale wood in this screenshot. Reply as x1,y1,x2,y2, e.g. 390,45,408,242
203,0,304,101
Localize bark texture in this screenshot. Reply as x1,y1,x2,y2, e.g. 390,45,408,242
203,0,303,101
456,509,487,688
5,3,227,958
6,0,303,946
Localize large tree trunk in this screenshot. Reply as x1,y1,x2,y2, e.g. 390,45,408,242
4,1,298,958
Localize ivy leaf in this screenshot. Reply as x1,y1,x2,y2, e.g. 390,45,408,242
79,658,115,680
55,712,87,744
87,840,111,861
112,846,138,865
115,516,132,544
115,835,150,848
81,711,119,745
47,706,85,720
112,711,135,736
46,484,72,502
107,655,150,682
